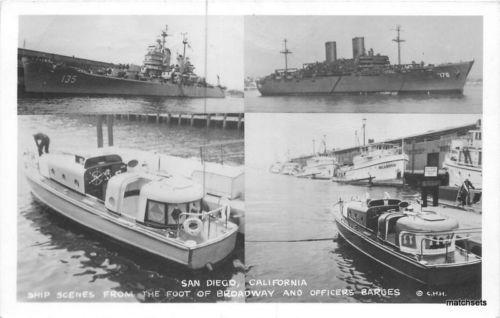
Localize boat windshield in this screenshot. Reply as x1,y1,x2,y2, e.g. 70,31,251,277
144,199,203,228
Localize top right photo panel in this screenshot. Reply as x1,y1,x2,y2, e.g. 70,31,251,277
244,16,482,113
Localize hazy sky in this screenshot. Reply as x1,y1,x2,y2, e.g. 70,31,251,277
246,113,480,169
19,15,243,89
245,16,483,79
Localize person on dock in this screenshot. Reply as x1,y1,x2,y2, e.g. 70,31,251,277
457,179,475,207
33,132,50,156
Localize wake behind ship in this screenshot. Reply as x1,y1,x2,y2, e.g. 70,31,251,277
257,26,474,96
20,25,225,98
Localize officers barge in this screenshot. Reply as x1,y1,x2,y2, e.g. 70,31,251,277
20,26,225,98
23,146,238,270
334,195,481,285
258,26,473,96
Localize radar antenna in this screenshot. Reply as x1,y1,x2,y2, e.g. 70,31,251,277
280,39,292,71
161,25,170,51
392,25,405,65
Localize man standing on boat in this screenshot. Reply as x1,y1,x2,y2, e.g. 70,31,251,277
33,132,50,156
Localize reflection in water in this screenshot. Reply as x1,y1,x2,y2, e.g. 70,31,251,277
18,94,244,115
245,83,482,113
18,115,245,302
245,169,481,303
19,200,244,302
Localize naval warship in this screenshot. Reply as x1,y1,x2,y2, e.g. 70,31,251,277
257,26,473,96
20,26,225,98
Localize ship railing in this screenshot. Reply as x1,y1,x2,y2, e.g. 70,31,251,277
416,228,481,264
179,205,231,239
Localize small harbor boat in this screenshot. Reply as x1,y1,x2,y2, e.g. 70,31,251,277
334,195,481,285
280,162,300,176
23,147,238,270
269,161,284,174
296,155,337,180
333,143,408,184
443,128,482,189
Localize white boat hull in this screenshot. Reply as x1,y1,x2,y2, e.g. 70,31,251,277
443,160,482,189
26,174,237,270
341,154,408,182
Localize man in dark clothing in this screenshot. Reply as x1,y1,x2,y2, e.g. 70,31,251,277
33,133,50,156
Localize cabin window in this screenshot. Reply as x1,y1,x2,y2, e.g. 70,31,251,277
400,233,416,248
145,199,167,227
478,151,482,166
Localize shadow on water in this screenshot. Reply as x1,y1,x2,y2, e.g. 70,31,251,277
20,198,245,303
245,83,482,113
18,94,244,115
333,237,481,303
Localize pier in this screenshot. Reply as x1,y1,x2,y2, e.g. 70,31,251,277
86,112,244,130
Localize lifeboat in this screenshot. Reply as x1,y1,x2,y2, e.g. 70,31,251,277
23,146,238,270
334,195,481,285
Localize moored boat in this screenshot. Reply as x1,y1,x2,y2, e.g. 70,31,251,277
23,147,238,270
296,155,338,179
333,143,408,184
443,128,482,189
333,195,481,285
20,25,225,98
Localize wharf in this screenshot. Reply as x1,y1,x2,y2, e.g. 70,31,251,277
86,112,244,130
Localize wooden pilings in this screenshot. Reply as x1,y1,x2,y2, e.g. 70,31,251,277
96,114,115,148
97,112,244,130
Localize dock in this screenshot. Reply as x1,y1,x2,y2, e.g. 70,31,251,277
85,112,244,130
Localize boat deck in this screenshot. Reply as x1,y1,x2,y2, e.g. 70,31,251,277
38,175,235,245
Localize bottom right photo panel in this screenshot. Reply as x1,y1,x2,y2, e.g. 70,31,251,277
245,113,482,303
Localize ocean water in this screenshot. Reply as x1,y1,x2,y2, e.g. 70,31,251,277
18,95,244,115
245,83,482,113
245,169,481,303
17,115,244,302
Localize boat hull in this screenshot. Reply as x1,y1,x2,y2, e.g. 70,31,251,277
26,175,237,269
335,217,481,285
22,60,225,98
258,61,473,96
340,154,407,183
443,160,482,189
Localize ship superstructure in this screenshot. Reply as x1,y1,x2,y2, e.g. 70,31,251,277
20,25,225,98
257,26,473,95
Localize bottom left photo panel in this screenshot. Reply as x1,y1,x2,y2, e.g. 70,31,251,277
17,113,245,303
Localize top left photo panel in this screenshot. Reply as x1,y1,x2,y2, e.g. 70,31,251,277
18,15,244,114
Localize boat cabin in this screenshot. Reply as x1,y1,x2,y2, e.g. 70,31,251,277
105,172,205,230
345,199,459,257
46,152,127,201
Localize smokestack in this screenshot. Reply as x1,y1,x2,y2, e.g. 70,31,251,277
352,37,365,59
325,41,337,63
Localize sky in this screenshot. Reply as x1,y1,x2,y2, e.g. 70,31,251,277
246,113,480,169
245,16,483,80
19,15,243,90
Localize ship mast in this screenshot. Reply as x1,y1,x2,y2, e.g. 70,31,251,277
362,118,367,147
181,32,188,61
280,39,292,71
161,25,170,52
392,25,405,65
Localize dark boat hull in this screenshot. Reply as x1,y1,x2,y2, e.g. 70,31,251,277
22,60,225,98
335,217,481,285
258,61,474,96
